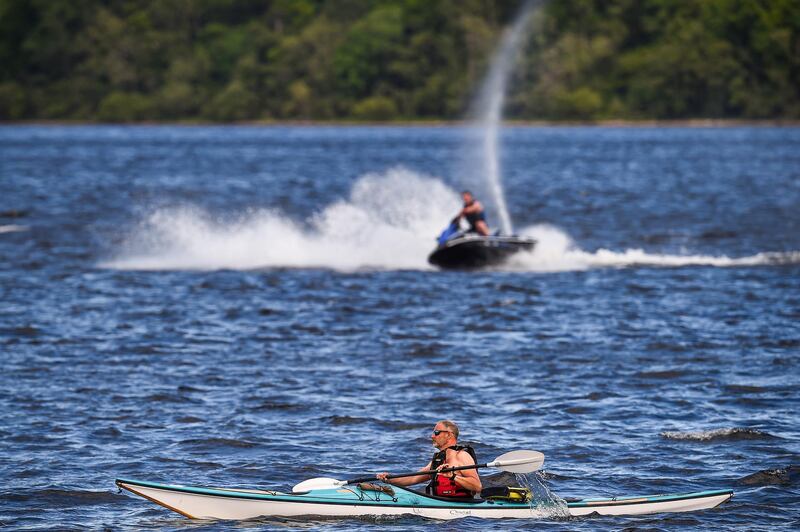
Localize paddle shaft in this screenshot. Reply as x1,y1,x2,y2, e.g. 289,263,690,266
346,462,491,485
290,450,542,492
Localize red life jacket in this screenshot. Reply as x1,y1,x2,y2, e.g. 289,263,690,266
426,445,477,498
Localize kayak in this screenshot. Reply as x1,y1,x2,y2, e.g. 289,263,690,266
115,478,733,521
428,233,536,269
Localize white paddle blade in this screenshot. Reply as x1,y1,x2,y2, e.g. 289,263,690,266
292,477,344,493
488,450,545,473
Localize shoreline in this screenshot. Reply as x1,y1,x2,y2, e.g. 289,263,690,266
2,118,799,128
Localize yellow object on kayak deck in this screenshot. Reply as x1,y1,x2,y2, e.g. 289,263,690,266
481,486,532,502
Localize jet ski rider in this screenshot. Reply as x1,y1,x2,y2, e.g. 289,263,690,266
456,191,490,236
376,420,482,498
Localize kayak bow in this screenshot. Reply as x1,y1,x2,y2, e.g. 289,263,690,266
116,478,733,521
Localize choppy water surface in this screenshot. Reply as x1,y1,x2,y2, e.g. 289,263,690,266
1,125,799,530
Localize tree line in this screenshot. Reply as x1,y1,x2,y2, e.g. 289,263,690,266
1,0,797,122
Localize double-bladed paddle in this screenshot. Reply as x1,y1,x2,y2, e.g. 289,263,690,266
292,449,544,493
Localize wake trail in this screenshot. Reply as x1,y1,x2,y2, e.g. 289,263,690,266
0,224,28,234
509,225,800,272
101,169,800,272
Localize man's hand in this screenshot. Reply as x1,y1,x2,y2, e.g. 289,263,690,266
436,463,455,477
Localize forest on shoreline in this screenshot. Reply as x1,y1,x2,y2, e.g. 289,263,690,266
1,0,798,123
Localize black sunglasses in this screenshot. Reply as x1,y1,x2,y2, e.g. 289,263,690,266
432,429,451,436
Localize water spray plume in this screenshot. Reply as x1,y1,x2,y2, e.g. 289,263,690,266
472,0,539,234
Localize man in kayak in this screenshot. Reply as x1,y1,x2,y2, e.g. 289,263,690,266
376,420,482,498
455,190,490,236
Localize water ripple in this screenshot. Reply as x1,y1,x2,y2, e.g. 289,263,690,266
660,428,777,442
1,125,799,530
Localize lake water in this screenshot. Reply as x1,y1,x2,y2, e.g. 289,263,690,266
1,125,799,530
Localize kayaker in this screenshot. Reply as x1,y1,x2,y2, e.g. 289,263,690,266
455,191,490,236
376,420,482,498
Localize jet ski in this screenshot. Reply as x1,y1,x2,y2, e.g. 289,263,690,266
428,222,536,270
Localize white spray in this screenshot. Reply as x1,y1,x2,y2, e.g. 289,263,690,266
101,174,797,272
101,168,460,271
517,471,570,518
471,0,539,235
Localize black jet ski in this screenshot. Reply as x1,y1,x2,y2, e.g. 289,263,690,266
428,223,536,270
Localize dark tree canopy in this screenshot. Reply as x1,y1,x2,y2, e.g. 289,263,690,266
1,0,797,121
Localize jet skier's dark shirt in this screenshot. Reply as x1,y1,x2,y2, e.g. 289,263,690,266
465,209,486,233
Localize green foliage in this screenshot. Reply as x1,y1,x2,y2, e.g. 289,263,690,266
553,87,603,120
0,0,36,80
283,80,312,118
352,95,398,121
97,91,153,122
203,80,259,121
333,5,404,99
2,0,798,122
520,0,800,119
155,82,201,118
0,82,27,119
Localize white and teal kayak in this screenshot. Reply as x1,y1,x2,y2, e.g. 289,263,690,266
116,478,733,521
